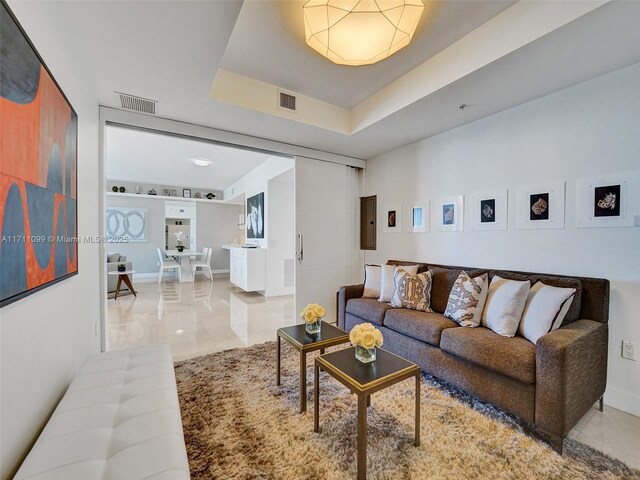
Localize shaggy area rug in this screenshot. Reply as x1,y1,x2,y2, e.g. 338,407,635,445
175,342,640,480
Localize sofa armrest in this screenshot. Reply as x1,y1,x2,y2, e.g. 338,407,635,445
535,319,608,438
338,284,364,329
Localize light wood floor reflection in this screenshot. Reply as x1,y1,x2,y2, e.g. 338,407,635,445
107,277,295,362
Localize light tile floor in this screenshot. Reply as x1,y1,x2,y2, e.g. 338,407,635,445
108,277,640,470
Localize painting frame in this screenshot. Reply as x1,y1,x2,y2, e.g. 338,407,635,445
576,174,635,228
1,1,79,307
517,181,565,230
383,204,402,233
407,201,429,233
246,192,265,239
432,195,464,232
470,189,508,231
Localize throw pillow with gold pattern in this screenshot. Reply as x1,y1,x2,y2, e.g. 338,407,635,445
390,269,433,312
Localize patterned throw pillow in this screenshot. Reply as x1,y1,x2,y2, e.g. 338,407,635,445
444,272,489,327
390,269,433,312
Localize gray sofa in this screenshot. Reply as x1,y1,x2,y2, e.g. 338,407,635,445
338,260,610,453
107,252,133,293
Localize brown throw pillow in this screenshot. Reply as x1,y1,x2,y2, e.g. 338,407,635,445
390,269,433,312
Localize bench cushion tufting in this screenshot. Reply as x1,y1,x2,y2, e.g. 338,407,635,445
14,345,190,480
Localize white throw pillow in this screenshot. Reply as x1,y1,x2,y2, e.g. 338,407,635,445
444,272,489,327
362,265,382,298
518,281,576,344
379,264,419,302
481,275,531,337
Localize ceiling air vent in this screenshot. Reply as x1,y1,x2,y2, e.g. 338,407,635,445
279,91,297,112
115,91,157,114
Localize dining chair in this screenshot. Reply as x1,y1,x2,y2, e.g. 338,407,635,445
157,248,181,284
191,246,213,280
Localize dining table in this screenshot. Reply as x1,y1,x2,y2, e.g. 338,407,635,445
165,249,202,283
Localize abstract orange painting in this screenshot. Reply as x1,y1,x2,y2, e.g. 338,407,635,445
1,1,78,307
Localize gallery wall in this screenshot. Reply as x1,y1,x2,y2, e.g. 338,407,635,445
1,2,102,478
364,62,640,416
106,194,242,275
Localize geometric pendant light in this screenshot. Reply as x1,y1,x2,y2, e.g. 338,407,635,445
303,0,425,66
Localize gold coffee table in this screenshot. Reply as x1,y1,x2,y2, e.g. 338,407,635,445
277,321,350,413
314,347,420,480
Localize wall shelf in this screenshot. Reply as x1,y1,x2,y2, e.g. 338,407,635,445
106,191,242,205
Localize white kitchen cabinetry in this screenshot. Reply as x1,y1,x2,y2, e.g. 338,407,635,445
229,247,266,292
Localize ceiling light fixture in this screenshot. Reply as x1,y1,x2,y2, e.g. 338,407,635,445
303,0,424,67
193,158,210,167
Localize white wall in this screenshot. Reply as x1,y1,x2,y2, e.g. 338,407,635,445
364,62,640,416
224,156,295,248
106,195,241,274
195,201,244,272
1,3,101,478
267,169,295,296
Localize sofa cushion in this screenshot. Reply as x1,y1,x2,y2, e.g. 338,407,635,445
390,269,433,312
363,264,382,298
517,281,576,344
440,326,536,384
107,253,121,263
384,309,458,347
429,267,488,314
379,264,419,302
346,298,393,326
481,275,531,337
489,271,582,326
429,267,463,313
444,272,489,327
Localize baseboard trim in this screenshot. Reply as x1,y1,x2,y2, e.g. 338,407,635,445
604,385,640,417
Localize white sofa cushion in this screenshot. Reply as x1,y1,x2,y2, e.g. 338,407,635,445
518,281,576,344
362,264,382,298
14,345,190,480
481,275,531,337
379,264,419,302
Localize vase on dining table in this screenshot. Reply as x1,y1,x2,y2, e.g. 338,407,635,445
176,244,185,252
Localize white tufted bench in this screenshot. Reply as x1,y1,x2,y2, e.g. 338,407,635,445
14,345,190,480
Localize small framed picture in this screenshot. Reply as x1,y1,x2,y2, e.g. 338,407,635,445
470,189,507,231
576,174,636,228
407,202,429,233
432,195,464,232
517,182,565,230
183,189,191,198
383,204,402,233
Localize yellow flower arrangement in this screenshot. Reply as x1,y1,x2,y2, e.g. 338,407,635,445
349,322,384,349
300,303,325,324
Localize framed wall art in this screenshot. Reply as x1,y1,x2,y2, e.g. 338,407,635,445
576,174,637,228
383,204,402,233
407,201,429,233
432,196,464,232
0,2,78,307
246,192,264,239
106,207,148,242
470,189,508,231
517,182,565,230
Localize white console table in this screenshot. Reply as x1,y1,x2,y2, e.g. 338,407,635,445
224,246,266,292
